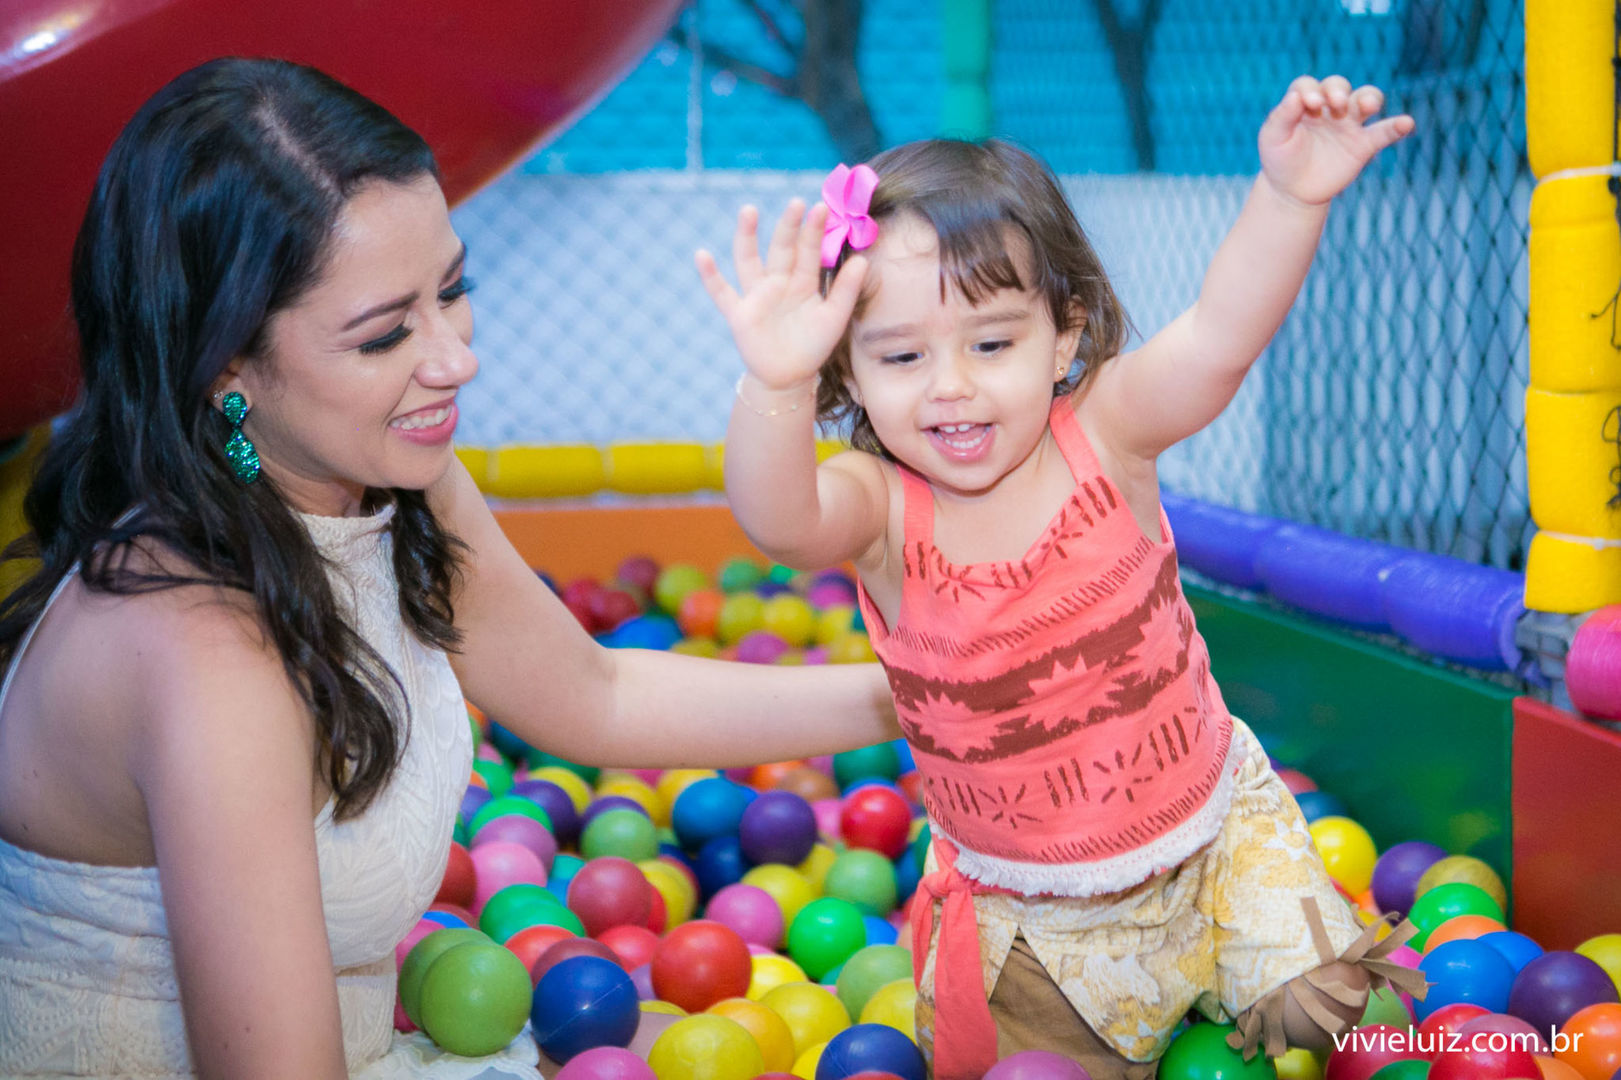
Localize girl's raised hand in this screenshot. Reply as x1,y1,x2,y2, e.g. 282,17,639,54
696,199,868,391
1259,75,1414,207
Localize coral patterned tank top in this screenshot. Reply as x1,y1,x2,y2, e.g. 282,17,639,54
857,396,1236,897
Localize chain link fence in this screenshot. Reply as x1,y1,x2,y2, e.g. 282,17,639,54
451,0,1530,570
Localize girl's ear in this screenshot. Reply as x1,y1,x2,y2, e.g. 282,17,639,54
1056,303,1088,381
844,376,863,408
207,361,246,410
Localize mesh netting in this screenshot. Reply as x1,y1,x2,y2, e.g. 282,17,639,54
452,0,1530,570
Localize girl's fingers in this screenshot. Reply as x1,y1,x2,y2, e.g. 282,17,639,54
1364,114,1415,151
824,253,869,319
797,203,831,285
1320,74,1353,117
694,249,738,317
764,198,805,278
1263,84,1307,141
733,205,763,291
1351,85,1385,123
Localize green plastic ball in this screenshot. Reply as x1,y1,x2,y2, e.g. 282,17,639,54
834,944,913,1020
716,592,766,645
418,940,532,1056
767,563,797,585
718,557,767,594
399,927,487,1027
522,750,600,785
471,758,514,797
581,807,660,862
833,744,901,790
823,849,899,917
1158,1021,1277,1080
467,794,553,838
1360,985,1413,1028
654,564,711,616
787,897,868,982
477,883,566,944
1368,1061,1431,1080
1407,882,1504,949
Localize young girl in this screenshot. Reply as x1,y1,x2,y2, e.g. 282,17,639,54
698,76,1426,1078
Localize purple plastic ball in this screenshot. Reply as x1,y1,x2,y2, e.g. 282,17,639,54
983,1051,1093,1080
705,883,785,950
1506,951,1621,1034
735,630,791,665
512,779,581,846
1370,840,1448,917
472,813,559,872
460,784,494,823
629,962,655,1001
807,579,858,609
738,790,819,866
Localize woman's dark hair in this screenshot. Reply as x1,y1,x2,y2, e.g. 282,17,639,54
0,58,466,819
819,138,1133,458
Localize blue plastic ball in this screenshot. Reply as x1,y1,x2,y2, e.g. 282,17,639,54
815,1021,926,1080
693,834,749,901
1415,938,1517,1019
546,854,585,905
863,915,899,947
596,613,681,651
530,955,639,1063
421,910,471,930
671,777,753,851
1293,790,1348,823
1480,930,1544,975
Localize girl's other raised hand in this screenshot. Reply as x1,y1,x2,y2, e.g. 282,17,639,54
1259,75,1415,207
696,199,868,391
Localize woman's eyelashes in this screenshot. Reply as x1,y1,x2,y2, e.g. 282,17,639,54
356,277,476,355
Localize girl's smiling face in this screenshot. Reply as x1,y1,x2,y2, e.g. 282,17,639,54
221,176,478,516
846,214,1082,500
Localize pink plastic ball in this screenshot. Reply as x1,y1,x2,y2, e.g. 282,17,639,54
983,1051,1093,1080
555,1044,657,1079
813,798,844,842
470,841,548,913
705,883,785,950
396,918,442,970
736,630,790,664
1275,767,1317,794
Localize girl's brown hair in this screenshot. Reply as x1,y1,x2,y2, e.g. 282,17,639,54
818,139,1131,457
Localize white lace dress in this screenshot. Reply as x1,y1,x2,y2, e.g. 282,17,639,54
0,507,542,1078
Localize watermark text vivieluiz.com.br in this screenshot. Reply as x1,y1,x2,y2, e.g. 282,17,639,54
1332,1027,1584,1056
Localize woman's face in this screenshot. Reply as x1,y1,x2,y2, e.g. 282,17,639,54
223,175,477,517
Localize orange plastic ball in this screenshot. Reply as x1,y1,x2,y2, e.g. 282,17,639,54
1556,1002,1621,1080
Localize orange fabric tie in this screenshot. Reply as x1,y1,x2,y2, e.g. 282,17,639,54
911,838,1002,1080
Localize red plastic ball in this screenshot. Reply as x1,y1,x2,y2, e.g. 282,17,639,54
435,841,477,909
646,884,667,934
504,924,577,985
1325,1024,1426,1080
650,919,752,1013
1419,1003,1493,1054
529,936,622,985
597,924,660,971
1429,1038,1539,1080
839,787,912,859
566,856,653,938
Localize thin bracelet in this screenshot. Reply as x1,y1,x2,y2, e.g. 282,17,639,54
735,374,816,417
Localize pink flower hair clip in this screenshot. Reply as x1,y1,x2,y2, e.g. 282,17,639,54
820,162,880,268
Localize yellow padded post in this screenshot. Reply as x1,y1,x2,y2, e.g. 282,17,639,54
1526,387,1621,540
1525,0,1619,177
1525,531,1621,613
606,442,712,494
1529,175,1621,392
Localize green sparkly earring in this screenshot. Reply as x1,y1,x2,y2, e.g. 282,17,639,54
219,391,260,484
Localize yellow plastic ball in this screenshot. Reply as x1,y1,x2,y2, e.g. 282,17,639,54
762,594,816,648
529,766,592,813
797,844,838,893
1275,1046,1325,1080
646,1014,764,1080
747,953,808,1001
671,637,720,658
742,864,818,927
595,773,663,824
716,593,766,645
826,631,876,664
642,999,688,1016
640,859,697,927
791,1040,829,1079
656,769,717,814
1415,855,1508,915
761,982,850,1059
1308,816,1378,895
708,996,797,1072
858,978,917,1039
815,605,857,646
1576,933,1621,997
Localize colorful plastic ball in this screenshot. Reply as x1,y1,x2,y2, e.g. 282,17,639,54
1577,936,1621,999
789,898,870,982
566,857,653,937
1308,816,1378,895
472,757,516,797
1371,841,1449,919
1416,1002,1491,1047
719,558,768,594
858,979,916,1039
654,565,711,616
763,594,817,648
615,556,661,592
589,587,644,634
1557,1002,1621,1080
815,605,858,647
422,909,473,930
1531,1057,1587,1080
1458,1011,1549,1055
1159,1022,1277,1080
436,842,477,909
709,996,799,1072
1294,791,1350,824
1409,884,1506,950
531,937,624,984
479,881,566,941
775,766,842,804
739,790,821,867
646,1013,765,1080
531,955,640,1064
750,953,811,1000
506,923,580,982
512,779,583,846
862,916,898,948
893,857,920,904
717,593,767,645
532,764,599,809
815,1022,925,1080
1361,986,1415,1029
1508,952,1621,1035
597,924,661,971
473,813,559,872
834,946,913,1021
826,632,876,664
982,1050,1093,1079
400,927,490,1027
639,858,698,927
833,745,902,790
652,920,755,1013
744,864,820,928
1428,1028,1539,1080
794,843,836,893
598,613,681,651
1416,940,1517,1019
1425,914,1508,953
554,1044,656,1080
1417,856,1509,916
839,788,911,860
707,883,787,950
418,939,533,1056
1361,1062,1424,1080
736,630,792,665
460,784,495,823
823,850,899,918
761,982,853,1058
469,794,554,838
582,808,661,863
1481,931,1545,976
675,587,725,640
1275,768,1317,794
673,777,755,851
694,835,750,901
795,1043,830,1078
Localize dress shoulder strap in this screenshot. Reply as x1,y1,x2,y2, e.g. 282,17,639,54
0,568,79,722
1047,393,1106,482
895,462,936,549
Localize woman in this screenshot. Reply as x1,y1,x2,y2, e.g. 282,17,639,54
0,58,898,1079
